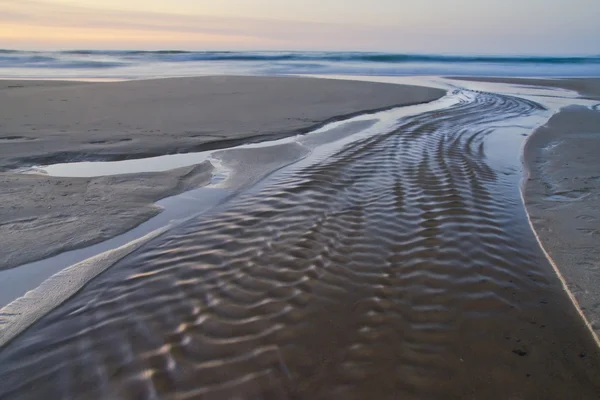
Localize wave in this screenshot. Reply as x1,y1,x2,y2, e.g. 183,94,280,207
0,52,127,69
108,51,600,64
61,50,195,55
2,50,599,66
0,55,57,64
43,61,127,69
1,50,599,78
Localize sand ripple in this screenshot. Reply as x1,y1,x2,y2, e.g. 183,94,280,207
1,91,600,399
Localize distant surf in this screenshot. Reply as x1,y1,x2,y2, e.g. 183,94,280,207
1,50,599,79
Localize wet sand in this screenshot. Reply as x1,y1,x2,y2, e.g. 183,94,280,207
1,85,599,399
0,163,212,271
524,105,600,337
0,76,444,270
0,76,443,170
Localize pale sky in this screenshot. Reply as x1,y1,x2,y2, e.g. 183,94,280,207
1,0,599,54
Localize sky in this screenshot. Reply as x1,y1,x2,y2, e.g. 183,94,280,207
1,0,599,54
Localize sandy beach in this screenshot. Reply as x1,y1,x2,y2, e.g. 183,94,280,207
1,75,600,399
0,76,444,270
2,0,599,395
523,103,600,335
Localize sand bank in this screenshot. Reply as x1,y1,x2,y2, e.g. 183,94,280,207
0,163,212,270
0,76,444,270
524,105,600,335
0,76,444,170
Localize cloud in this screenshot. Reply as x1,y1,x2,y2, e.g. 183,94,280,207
0,0,403,49
1,0,598,53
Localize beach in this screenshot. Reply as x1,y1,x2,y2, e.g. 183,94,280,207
1,75,600,399
523,103,600,335
3,0,600,396
0,76,444,270
449,76,600,337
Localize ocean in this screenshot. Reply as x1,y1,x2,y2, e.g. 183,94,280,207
1,50,599,80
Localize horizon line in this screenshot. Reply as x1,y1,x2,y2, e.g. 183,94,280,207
1,49,599,58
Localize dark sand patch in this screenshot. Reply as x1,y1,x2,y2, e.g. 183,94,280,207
0,136,37,142
0,80,91,91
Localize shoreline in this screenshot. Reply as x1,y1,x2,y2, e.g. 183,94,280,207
522,104,600,339
0,76,445,271
450,75,600,340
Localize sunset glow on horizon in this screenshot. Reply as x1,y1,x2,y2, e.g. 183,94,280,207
1,0,599,54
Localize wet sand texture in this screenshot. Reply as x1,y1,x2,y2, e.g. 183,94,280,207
0,77,444,270
0,162,212,270
524,105,600,337
0,76,444,170
1,89,599,399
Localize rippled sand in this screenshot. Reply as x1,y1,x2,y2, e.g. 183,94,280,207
1,91,600,399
